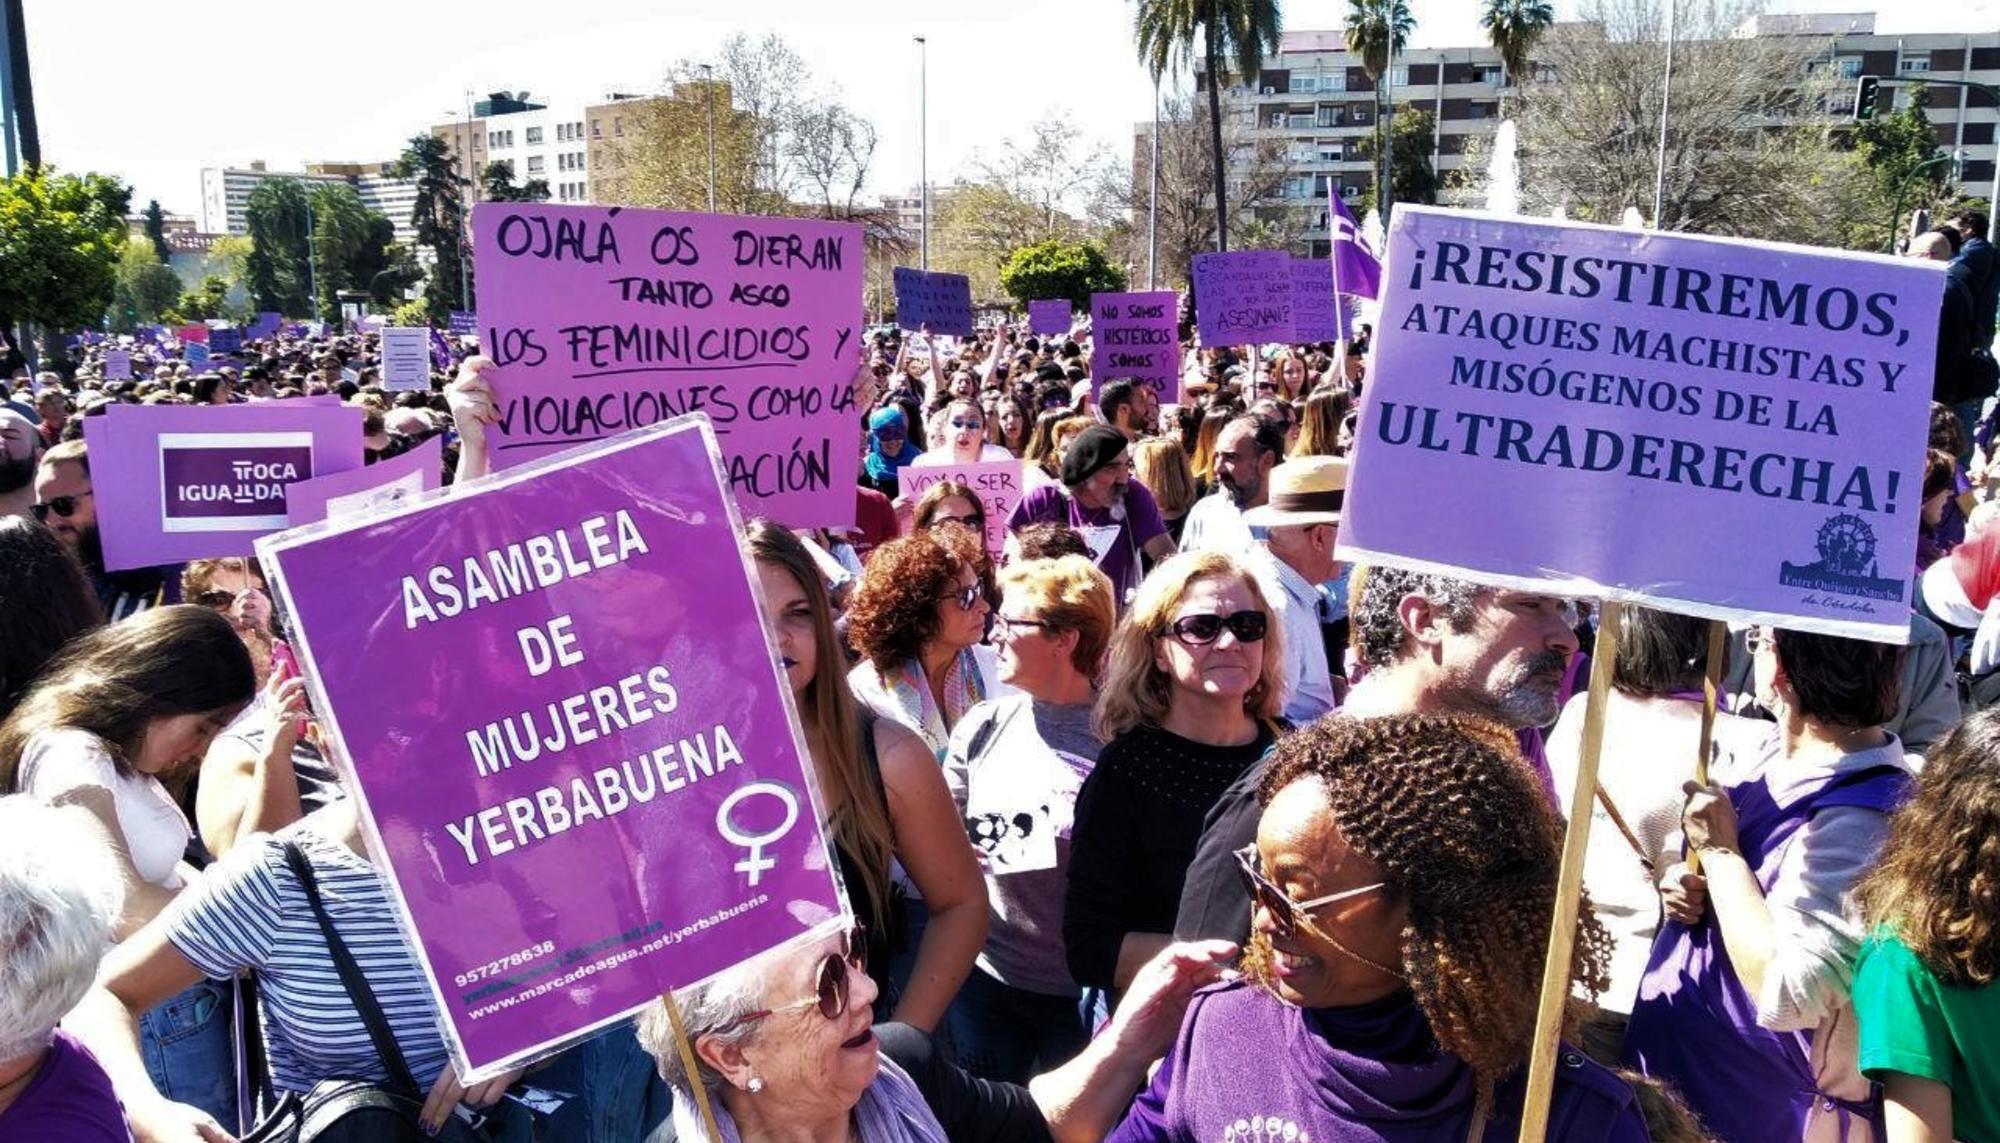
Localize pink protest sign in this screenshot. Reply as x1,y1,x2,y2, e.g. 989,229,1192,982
1193,250,1293,347
256,416,845,1079
471,203,863,529
177,323,209,345
1338,206,1939,642
1028,299,1072,336
900,459,1025,557
84,404,365,570
285,435,443,526
1090,290,1181,401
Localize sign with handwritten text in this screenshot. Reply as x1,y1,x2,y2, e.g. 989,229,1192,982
1028,299,1072,336
900,459,1025,557
1291,258,1350,343
1193,250,1293,347
470,203,864,528
1090,290,1182,401
893,268,974,337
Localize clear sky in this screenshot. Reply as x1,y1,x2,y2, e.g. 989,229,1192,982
23,0,2000,219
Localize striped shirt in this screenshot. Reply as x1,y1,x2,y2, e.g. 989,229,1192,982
163,825,450,1094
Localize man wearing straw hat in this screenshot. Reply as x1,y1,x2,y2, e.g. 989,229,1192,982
1242,457,1347,725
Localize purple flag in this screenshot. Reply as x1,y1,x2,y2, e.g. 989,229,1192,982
257,416,846,1077
1328,188,1382,301
432,328,457,372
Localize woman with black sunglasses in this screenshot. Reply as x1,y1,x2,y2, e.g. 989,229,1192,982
1065,551,1285,994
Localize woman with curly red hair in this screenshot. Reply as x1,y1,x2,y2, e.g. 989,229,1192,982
1853,708,2000,1142
846,527,1002,761
1106,714,1650,1141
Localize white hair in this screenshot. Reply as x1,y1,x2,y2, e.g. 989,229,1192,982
0,796,123,1060
633,948,783,1101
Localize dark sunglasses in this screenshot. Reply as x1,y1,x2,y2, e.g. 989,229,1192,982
195,588,262,609
714,923,866,1032
950,417,984,430
1166,610,1268,646
1233,846,1384,939
952,583,984,611
31,492,91,521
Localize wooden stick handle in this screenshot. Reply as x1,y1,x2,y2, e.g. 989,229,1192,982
1518,600,1622,1142
662,990,726,1143
1687,619,1728,876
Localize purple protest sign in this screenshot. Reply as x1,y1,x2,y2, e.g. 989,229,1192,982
185,343,212,371
1338,206,1939,641
1291,258,1350,343
103,350,133,381
1193,250,1294,348
1090,291,1182,401
285,435,443,526
471,203,863,529
1028,299,1071,337
85,403,364,569
900,460,1025,557
893,267,974,336
209,326,244,354
449,310,479,336
257,417,845,1078
248,312,284,339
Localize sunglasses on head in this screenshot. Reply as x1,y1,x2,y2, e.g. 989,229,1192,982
713,923,866,1033
1234,846,1384,940
31,492,91,521
1166,610,1267,646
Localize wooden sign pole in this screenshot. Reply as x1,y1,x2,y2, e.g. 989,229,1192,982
1687,620,1729,876
662,990,726,1143
1518,600,1622,1142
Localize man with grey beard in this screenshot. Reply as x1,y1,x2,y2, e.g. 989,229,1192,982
1172,566,1580,944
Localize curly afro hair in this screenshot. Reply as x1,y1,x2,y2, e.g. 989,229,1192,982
847,526,987,672
1254,713,1612,1121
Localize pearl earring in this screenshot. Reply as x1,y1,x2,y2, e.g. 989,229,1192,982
747,1076,765,1094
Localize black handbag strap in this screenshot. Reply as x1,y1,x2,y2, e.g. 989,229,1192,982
281,841,421,1096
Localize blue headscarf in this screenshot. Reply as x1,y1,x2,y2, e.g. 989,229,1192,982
865,406,922,483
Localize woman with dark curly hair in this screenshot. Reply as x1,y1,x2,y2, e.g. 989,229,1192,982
1852,708,2000,1142
847,527,1002,761
1107,714,1649,1141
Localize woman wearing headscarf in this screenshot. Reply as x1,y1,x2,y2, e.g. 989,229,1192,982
864,406,925,501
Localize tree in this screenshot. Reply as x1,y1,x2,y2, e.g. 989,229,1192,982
976,115,1116,241
0,168,128,353
1346,0,1415,226
678,34,807,195
1000,239,1128,311
1492,0,1852,240
480,160,550,204
1136,0,1284,252
611,79,770,212
141,199,172,263
931,182,1051,302
1358,107,1441,209
243,177,312,316
163,278,231,325
1843,85,1951,250
394,133,469,319
1481,0,1555,112
788,101,878,218
110,238,182,330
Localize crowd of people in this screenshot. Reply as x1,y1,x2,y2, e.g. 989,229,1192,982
0,230,1998,1143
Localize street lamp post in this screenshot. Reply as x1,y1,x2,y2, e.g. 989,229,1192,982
1148,75,1160,289
461,88,474,313
701,63,717,212
915,34,928,270
1652,0,1678,228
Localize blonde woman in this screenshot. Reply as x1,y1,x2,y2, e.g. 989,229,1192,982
1131,439,1198,547
1064,551,1284,992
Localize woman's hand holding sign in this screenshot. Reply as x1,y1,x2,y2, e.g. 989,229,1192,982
448,356,501,483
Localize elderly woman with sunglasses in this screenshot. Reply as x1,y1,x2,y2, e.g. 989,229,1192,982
1107,715,1653,1143
1065,551,1285,994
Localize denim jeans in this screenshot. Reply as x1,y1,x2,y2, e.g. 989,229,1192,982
562,1023,672,1143
141,978,238,1130
945,968,1090,1085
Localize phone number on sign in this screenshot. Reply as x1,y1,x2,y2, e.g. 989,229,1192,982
455,941,556,988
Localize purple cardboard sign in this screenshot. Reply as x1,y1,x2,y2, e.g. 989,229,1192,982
470,203,864,529
449,310,479,335
1291,258,1350,343
256,416,845,1078
893,267,974,337
900,459,1025,557
1090,291,1182,401
1338,206,1940,642
85,404,364,569
103,350,133,381
1028,299,1071,336
248,312,284,339
1193,250,1294,348
285,435,443,526
185,343,212,371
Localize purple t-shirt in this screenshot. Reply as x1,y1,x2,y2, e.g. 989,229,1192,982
1108,982,1647,1143
1007,478,1168,603
0,1031,130,1142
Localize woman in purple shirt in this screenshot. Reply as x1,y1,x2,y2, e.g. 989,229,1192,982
1108,715,1662,1143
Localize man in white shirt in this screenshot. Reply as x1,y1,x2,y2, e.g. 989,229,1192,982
1181,412,1283,553
1242,456,1345,724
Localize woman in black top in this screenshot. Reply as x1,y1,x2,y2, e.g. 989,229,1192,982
1065,551,1285,992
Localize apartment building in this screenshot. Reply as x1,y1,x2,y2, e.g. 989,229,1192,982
1203,15,2000,256
197,160,420,244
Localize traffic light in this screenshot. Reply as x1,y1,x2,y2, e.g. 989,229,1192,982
1854,75,1882,120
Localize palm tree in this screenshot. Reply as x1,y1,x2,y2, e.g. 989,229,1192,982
1137,0,1283,252
1480,0,1555,113
1345,0,1413,227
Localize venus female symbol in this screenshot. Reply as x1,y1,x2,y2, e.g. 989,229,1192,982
716,781,801,887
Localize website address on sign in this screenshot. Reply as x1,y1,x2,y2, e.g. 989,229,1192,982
465,894,771,1020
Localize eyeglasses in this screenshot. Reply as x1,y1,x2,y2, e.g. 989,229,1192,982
710,923,866,1034
31,492,92,521
1166,610,1268,646
1234,846,1384,939
1745,627,1773,653
952,583,984,611
994,614,1053,638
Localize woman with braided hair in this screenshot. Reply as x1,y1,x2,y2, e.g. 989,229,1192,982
1105,714,1651,1142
